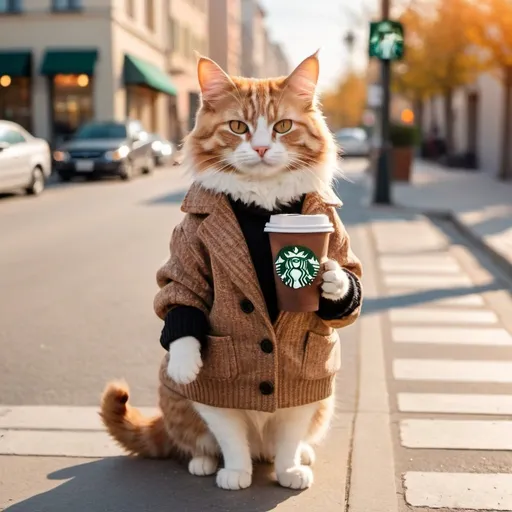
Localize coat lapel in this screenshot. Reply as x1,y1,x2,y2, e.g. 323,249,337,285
196,195,269,321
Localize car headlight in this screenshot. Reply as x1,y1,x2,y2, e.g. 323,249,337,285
161,144,172,156
53,150,70,162
105,145,130,161
151,140,162,151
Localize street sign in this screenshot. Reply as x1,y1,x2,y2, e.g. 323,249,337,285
367,84,383,108
369,20,405,61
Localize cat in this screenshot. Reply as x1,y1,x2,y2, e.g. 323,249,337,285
101,51,362,492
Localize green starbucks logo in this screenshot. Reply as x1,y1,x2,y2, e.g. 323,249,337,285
275,246,320,289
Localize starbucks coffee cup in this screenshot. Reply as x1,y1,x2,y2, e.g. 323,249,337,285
264,214,334,312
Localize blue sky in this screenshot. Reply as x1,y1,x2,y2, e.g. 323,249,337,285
260,0,378,90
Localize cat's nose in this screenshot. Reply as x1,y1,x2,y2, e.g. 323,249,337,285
253,146,269,157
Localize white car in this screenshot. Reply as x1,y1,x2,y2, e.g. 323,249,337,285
0,120,51,196
335,128,370,157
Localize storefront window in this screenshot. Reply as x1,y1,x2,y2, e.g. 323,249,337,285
0,76,31,132
126,85,156,133
51,73,93,145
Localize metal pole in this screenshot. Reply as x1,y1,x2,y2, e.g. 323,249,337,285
373,0,392,204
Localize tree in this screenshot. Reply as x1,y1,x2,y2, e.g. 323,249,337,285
321,73,367,130
468,0,512,180
393,0,482,155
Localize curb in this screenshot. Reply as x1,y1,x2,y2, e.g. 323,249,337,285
426,209,512,279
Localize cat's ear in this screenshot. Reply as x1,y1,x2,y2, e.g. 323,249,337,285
285,50,320,102
197,55,235,104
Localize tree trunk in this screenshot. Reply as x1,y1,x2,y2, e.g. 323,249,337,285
443,89,454,157
499,66,512,181
413,98,424,137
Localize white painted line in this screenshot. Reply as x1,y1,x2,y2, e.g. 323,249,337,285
0,429,125,458
379,255,456,265
0,405,158,430
400,419,512,450
404,472,512,510
385,275,472,288
393,359,512,383
390,308,498,325
379,262,462,274
398,393,512,415
392,327,512,346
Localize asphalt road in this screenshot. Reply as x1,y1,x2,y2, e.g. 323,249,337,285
0,167,193,406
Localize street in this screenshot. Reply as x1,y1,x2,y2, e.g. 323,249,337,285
1,160,512,511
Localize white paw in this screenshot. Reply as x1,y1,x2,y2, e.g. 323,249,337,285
300,444,316,466
277,465,314,490
216,469,252,490
167,336,203,385
321,260,350,301
188,455,218,476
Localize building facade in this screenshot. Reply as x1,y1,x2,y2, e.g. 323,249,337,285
0,0,209,145
264,39,289,78
208,0,241,76
241,0,265,78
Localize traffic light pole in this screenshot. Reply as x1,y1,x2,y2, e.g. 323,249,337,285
373,0,392,205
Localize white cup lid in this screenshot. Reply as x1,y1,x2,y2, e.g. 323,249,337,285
264,214,334,233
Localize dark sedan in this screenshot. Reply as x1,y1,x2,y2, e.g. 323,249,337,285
53,120,154,181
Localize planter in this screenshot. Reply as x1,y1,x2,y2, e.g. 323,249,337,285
391,146,413,182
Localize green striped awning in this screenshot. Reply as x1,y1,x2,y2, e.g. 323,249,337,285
40,49,98,75
123,54,177,96
0,51,32,77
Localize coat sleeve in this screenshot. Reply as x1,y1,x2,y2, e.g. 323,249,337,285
317,206,363,329
154,214,213,320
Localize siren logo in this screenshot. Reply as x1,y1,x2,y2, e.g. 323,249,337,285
275,246,320,289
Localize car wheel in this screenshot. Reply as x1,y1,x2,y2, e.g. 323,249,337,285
26,167,45,196
142,154,154,175
120,160,133,181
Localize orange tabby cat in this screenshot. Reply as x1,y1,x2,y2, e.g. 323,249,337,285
101,51,362,491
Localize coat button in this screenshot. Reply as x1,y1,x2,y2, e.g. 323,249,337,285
259,381,274,395
260,339,273,354
240,299,254,314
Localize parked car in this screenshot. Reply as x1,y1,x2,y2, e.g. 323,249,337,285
0,120,51,196
335,128,370,157
53,120,154,182
147,133,176,166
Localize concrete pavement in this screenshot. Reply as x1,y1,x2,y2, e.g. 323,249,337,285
2,160,512,511
391,159,512,274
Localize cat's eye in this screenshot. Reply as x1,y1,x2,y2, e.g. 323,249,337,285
229,120,249,135
273,119,293,134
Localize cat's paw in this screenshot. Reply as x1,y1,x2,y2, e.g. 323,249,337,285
216,469,252,490
300,443,316,466
188,455,218,476
277,465,314,490
167,336,203,385
321,260,350,301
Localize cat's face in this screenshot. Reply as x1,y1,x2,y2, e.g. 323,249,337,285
186,53,336,184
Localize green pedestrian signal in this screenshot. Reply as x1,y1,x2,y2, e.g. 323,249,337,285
369,20,405,61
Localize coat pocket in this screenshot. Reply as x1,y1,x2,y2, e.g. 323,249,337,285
302,330,341,380
201,335,238,380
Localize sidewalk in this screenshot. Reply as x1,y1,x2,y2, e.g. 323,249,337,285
391,160,512,272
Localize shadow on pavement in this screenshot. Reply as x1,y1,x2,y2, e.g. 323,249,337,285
143,189,189,205
5,457,299,512
362,281,504,315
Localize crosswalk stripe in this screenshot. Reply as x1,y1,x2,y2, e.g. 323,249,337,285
400,419,512,450
379,262,462,274
393,359,512,383
384,275,473,288
398,393,512,415
392,326,512,346
390,308,498,325
404,472,512,510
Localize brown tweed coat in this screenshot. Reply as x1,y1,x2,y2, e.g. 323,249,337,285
154,183,363,412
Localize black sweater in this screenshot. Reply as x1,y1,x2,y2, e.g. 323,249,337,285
160,196,361,350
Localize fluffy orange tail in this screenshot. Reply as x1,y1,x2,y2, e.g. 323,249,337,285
100,380,174,458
